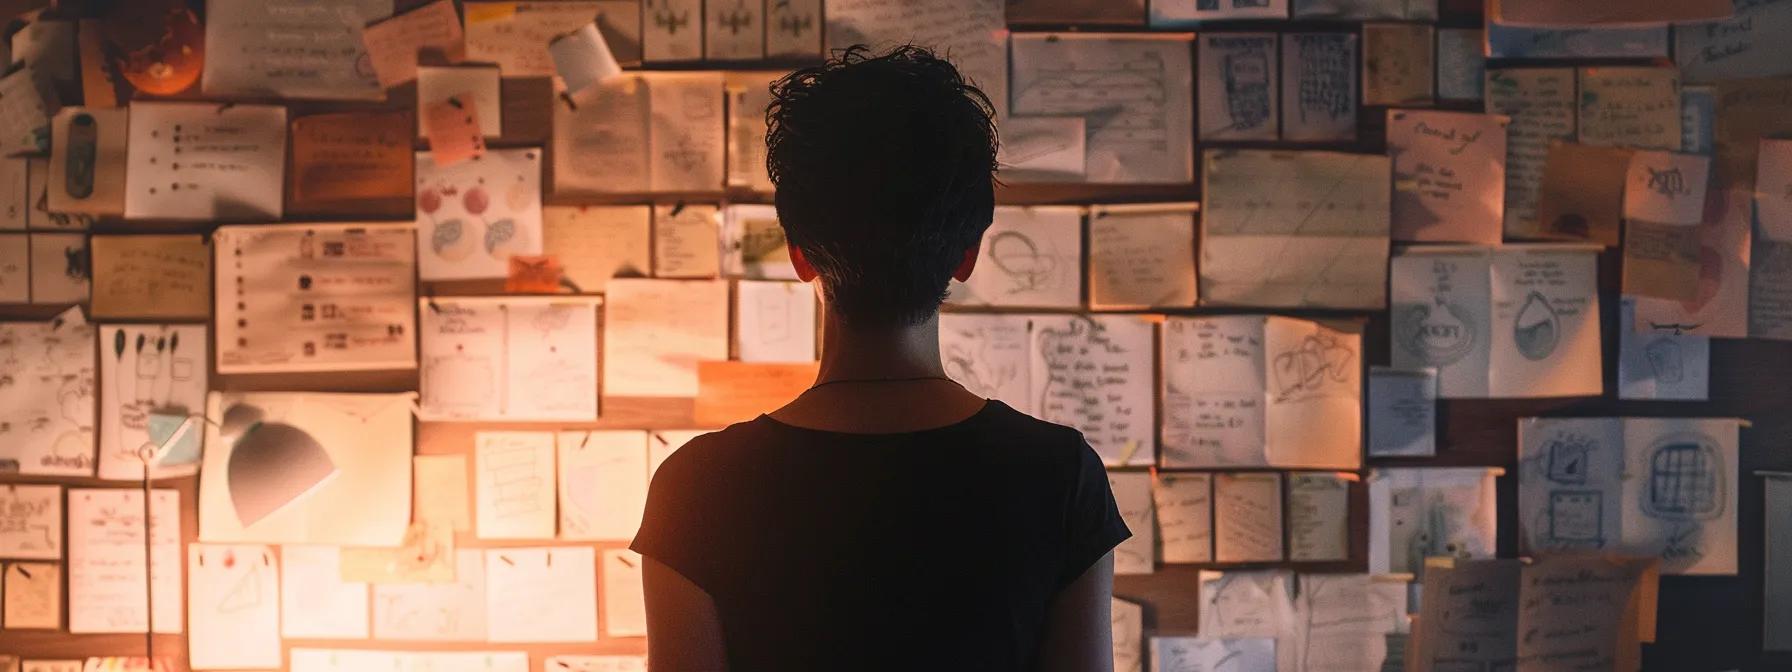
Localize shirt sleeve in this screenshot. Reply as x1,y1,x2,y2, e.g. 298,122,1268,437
1057,440,1132,589
629,447,720,594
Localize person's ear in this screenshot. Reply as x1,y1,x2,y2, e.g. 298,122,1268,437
787,243,819,282
951,244,979,282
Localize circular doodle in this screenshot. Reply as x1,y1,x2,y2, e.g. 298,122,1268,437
1396,302,1478,366
1514,291,1560,361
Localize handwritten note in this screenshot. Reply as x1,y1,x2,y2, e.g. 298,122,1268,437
949,207,1082,308
1579,67,1682,151
1281,33,1358,142
1516,556,1656,671
648,72,726,192
939,313,1032,414
1537,142,1633,245
1088,206,1197,310
412,455,470,533
1362,23,1433,106
554,77,649,193
1109,472,1155,575
1154,473,1212,564
422,97,487,167
361,0,465,87
290,111,414,215
1367,367,1436,457
3,562,60,629
1161,316,1362,468
1113,597,1144,672
543,205,650,292
1676,0,1792,84
1198,570,1294,639
1286,473,1349,562
187,544,281,669
1198,34,1279,142
0,317,95,476
1294,574,1409,670
1391,245,1602,398
602,279,729,397
603,549,647,637
280,544,368,639
1624,220,1703,301
1387,110,1508,244
485,547,598,642
417,66,503,140
0,68,54,157
0,485,61,559
1367,467,1498,575
1030,314,1156,466
47,107,127,216
652,203,721,278
727,72,779,190
68,489,181,634
1519,417,1740,575
1625,151,1710,225
1010,34,1194,183
1200,149,1391,309
202,0,387,100
371,549,486,641
88,235,208,319
721,204,795,280
125,103,287,221
1215,472,1283,563
474,432,557,540
213,223,417,373
1411,558,1520,671
1489,68,1579,238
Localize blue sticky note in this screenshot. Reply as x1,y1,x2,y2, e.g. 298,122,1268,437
1486,22,1669,60
148,413,202,467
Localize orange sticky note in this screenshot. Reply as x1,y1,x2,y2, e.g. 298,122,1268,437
694,361,819,426
506,255,564,293
423,95,486,167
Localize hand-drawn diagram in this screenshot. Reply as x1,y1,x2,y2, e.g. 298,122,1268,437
414,149,543,280
421,298,599,421
0,318,95,476
1512,290,1560,360
1010,34,1193,183
1270,332,1354,402
215,550,270,614
722,205,795,280
1520,417,1739,575
1643,336,1686,380
1200,34,1277,140
486,441,547,520
0,484,60,558
1287,33,1356,137
1372,468,1500,576
1396,300,1479,366
100,325,205,480
951,207,1081,308
1223,45,1273,132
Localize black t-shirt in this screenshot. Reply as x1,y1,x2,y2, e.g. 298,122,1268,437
630,400,1131,671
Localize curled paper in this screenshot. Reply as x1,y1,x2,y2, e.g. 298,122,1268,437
549,22,623,95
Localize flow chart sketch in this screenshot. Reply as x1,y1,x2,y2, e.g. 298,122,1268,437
97,325,207,481
1281,32,1358,142
939,313,1032,414
1200,149,1391,310
0,314,95,476
1368,467,1499,576
0,483,61,559
947,207,1082,309
1391,245,1601,398
474,431,557,540
1518,416,1741,575
1161,315,1361,469
1029,314,1155,466
1198,34,1279,142
1010,33,1194,184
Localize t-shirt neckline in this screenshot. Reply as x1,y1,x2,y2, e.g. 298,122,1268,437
755,399,1000,437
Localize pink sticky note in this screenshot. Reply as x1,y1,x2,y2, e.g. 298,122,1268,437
424,95,486,167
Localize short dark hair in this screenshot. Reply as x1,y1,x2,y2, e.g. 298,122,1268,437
766,44,999,327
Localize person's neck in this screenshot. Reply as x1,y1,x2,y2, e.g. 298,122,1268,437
814,312,946,384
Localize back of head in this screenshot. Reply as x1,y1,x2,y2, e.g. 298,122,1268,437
767,45,999,328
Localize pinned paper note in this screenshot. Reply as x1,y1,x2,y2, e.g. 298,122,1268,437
1154,473,1213,564
124,103,287,221
602,278,730,397
939,313,1032,414
361,0,466,88
543,205,651,292
1281,33,1358,142
505,255,564,293
371,549,487,640
1367,367,1436,457
1489,68,1578,239
948,207,1082,308
0,68,56,156
1109,472,1154,575
68,489,181,634
187,545,281,669
602,549,647,638
339,521,455,584
734,281,816,362
414,148,543,280
202,0,386,100
557,430,649,541
1088,205,1197,310
0,485,61,559
551,22,624,94
721,204,796,280
1009,34,1193,183
1625,151,1710,225
466,1,633,77
652,203,722,278
1198,34,1279,142
1362,23,1433,106
1030,315,1156,466
700,0,759,60
485,547,598,642
89,235,209,320
1675,0,1792,84
1436,28,1485,102
1151,637,1276,672
1214,472,1283,563
289,112,414,216
1579,67,1682,151
280,545,369,639
420,297,601,421
826,0,1007,118
1624,220,1703,301
0,317,95,476
422,97,487,167
1537,142,1633,245
3,562,60,629
475,432,557,540
1367,467,1497,575
1619,297,1710,401
96,325,207,481
1388,110,1509,244
417,66,502,139
1287,473,1350,562
413,455,470,532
